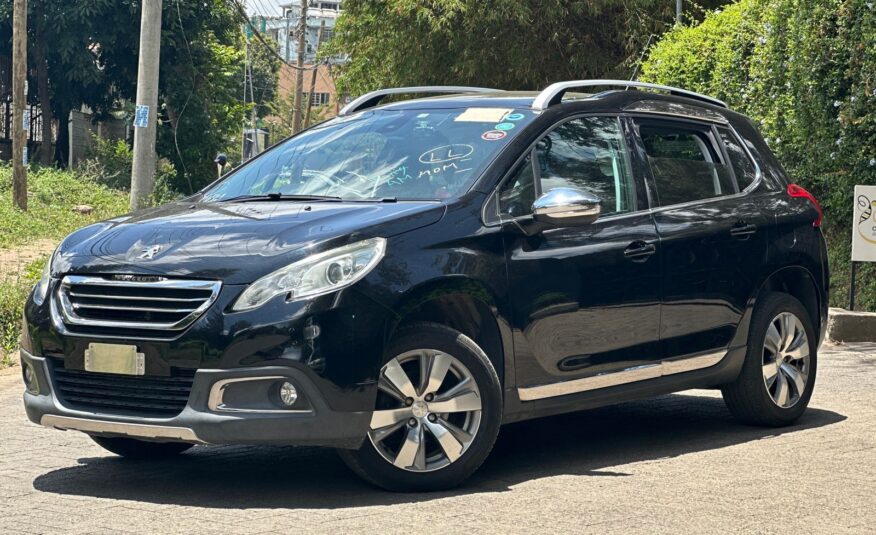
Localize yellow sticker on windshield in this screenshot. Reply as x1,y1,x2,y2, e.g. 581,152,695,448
454,108,514,123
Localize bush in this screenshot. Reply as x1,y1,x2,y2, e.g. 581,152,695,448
81,137,134,190
81,135,181,204
641,0,876,311
0,257,44,361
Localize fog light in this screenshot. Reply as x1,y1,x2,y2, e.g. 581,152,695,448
22,362,38,393
279,382,298,406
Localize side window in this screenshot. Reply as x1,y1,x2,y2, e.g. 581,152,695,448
718,127,758,191
638,122,737,207
536,117,635,216
498,153,536,218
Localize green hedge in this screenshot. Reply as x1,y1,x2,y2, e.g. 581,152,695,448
641,0,876,310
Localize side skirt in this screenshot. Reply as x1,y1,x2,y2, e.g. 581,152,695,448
517,349,726,402
502,345,746,424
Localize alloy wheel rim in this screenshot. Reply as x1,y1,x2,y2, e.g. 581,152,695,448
368,349,482,472
762,311,810,409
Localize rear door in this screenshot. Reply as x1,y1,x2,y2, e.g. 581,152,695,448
629,117,769,360
499,115,662,392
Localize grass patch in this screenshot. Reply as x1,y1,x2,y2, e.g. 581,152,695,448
1,166,129,367
0,256,45,366
0,164,129,249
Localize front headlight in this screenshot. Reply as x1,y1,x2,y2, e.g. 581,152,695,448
231,237,386,312
31,253,54,307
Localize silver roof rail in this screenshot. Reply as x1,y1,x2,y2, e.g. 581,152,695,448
338,86,500,116
531,79,728,111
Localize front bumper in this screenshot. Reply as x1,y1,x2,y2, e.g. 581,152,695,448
20,349,371,449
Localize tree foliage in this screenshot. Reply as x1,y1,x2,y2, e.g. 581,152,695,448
325,0,728,95
0,0,277,193
641,0,876,310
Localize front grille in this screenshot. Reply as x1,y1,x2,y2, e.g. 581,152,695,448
54,275,221,339
49,358,195,417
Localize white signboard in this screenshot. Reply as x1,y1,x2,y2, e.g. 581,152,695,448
852,185,876,262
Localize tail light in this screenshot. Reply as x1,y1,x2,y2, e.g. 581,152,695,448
787,183,823,227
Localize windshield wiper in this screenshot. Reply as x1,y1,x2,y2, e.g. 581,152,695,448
221,193,343,203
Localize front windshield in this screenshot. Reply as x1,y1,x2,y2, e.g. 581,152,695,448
202,107,534,201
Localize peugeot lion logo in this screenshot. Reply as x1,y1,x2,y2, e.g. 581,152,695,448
137,245,163,260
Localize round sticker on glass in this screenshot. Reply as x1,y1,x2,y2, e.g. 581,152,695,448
505,113,525,121
481,130,507,141
494,122,515,131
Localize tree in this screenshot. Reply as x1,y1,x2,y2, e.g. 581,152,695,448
640,0,876,310
324,0,729,95
0,0,275,194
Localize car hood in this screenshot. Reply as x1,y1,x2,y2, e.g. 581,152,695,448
53,200,445,284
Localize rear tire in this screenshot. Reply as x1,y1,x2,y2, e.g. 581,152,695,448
339,322,502,492
721,292,817,426
90,436,194,459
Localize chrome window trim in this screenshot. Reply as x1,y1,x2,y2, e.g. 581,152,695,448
517,348,727,401
55,275,222,332
339,86,500,116
207,376,313,414
483,113,766,225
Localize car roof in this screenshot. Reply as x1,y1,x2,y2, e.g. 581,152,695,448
373,90,734,125
341,81,736,124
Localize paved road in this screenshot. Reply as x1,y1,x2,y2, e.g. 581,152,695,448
2,344,875,534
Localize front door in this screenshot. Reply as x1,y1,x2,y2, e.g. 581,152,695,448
499,116,662,393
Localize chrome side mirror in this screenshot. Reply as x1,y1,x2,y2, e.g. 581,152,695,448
532,187,602,227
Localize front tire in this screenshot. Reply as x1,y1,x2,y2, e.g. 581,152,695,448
339,322,502,492
721,292,817,426
90,436,194,460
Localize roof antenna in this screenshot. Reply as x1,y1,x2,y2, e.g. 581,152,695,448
627,34,655,89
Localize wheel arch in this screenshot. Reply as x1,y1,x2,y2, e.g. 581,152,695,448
755,266,823,344
386,276,510,387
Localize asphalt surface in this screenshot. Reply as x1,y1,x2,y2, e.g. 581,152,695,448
1,343,874,534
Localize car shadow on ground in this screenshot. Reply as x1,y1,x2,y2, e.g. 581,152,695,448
32,392,845,508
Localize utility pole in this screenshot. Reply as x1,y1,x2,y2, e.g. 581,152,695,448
292,0,308,134
242,38,248,160
285,8,292,63
304,20,325,129
249,60,259,155
676,0,682,24
130,0,163,211
11,0,27,211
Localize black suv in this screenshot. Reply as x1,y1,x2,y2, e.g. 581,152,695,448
21,81,828,491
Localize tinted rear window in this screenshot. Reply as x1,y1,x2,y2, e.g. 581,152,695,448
639,123,736,207
718,127,758,191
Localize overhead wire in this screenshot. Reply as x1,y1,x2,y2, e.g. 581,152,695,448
228,0,320,71
173,0,196,193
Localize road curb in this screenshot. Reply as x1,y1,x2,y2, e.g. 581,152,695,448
827,307,876,343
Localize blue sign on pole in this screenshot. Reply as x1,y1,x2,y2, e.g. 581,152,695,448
134,105,150,128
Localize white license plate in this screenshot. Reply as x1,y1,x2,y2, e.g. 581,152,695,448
84,343,145,376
